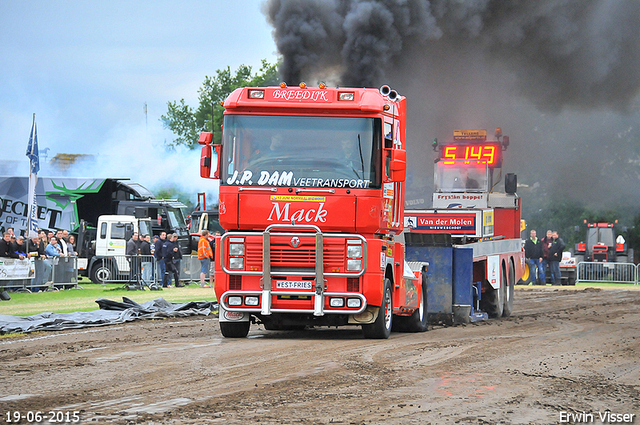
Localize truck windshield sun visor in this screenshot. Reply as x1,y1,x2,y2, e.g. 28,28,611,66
221,115,382,189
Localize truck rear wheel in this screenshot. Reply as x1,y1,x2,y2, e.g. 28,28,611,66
220,321,250,338
362,279,393,339
503,264,514,317
481,276,504,319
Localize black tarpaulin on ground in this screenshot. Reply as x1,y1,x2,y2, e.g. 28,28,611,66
0,297,218,334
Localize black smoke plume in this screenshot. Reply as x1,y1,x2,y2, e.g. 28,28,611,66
263,0,640,218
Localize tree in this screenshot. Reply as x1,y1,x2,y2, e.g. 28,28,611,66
161,60,279,149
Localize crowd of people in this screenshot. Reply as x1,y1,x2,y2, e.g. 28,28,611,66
523,229,566,285
125,230,219,289
1,225,220,293
0,226,78,292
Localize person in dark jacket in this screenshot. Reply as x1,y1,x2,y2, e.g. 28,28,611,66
1,232,24,259
524,230,544,285
139,234,154,285
540,230,553,284
154,232,167,285
162,233,183,287
548,231,566,286
126,232,140,283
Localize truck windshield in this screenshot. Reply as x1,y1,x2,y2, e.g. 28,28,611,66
221,115,382,189
433,160,489,192
166,208,186,229
587,228,614,247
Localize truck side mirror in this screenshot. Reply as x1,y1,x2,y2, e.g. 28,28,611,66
385,149,406,182
200,144,221,179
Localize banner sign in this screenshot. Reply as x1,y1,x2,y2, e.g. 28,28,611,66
0,258,35,280
0,177,106,235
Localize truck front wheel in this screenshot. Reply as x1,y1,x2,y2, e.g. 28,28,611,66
220,321,250,338
362,278,393,339
90,262,113,284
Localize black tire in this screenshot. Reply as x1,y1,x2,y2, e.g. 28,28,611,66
90,262,113,284
220,321,250,338
362,278,393,339
481,277,504,319
397,275,428,332
503,263,515,317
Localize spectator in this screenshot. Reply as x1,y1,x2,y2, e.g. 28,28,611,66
540,230,554,284
56,230,69,256
11,235,28,258
126,232,140,283
172,234,183,285
549,231,565,286
1,232,24,259
162,233,183,287
197,230,213,288
524,230,543,285
139,234,154,285
154,232,167,284
67,234,77,253
28,235,52,292
45,236,62,257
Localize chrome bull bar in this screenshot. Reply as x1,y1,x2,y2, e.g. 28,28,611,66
220,224,367,316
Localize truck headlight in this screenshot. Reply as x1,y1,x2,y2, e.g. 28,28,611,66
347,244,362,258
245,296,259,306
347,259,362,271
229,257,244,269
229,243,245,256
228,296,242,306
329,297,345,307
347,298,362,308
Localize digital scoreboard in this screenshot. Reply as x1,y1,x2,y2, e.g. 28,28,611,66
439,129,503,167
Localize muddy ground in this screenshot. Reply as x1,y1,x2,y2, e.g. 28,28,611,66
1,287,639,425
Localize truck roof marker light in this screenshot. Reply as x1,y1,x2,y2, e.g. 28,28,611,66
339,92,354,101
280,82,287,88
299,82,307,88
319,83,326,89
249,90,264,99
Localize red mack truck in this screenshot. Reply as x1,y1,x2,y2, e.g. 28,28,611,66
198,84,523,338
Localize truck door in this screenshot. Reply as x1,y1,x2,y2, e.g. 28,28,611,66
96,220,128,257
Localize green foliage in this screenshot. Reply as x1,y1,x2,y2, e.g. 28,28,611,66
154,186,196,211
161,60,279,149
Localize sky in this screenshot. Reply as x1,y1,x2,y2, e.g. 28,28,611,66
0,0,278,201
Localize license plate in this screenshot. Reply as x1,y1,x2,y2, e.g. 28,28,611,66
275,280,313,290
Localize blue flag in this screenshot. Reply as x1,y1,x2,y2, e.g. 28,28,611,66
26,114,40,174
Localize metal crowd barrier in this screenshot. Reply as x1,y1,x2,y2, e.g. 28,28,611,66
92,255,157,287
0,256,79,292
577,261,638,284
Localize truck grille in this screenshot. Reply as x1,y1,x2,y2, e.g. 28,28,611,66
246,243,345,270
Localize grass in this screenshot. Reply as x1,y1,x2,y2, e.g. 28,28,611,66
0,277,216,317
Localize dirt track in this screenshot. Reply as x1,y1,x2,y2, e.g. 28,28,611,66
1,287,639,425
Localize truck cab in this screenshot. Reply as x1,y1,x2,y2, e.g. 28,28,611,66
85,215,154,283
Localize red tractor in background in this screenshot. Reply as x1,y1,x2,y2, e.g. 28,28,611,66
575,221,634,264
